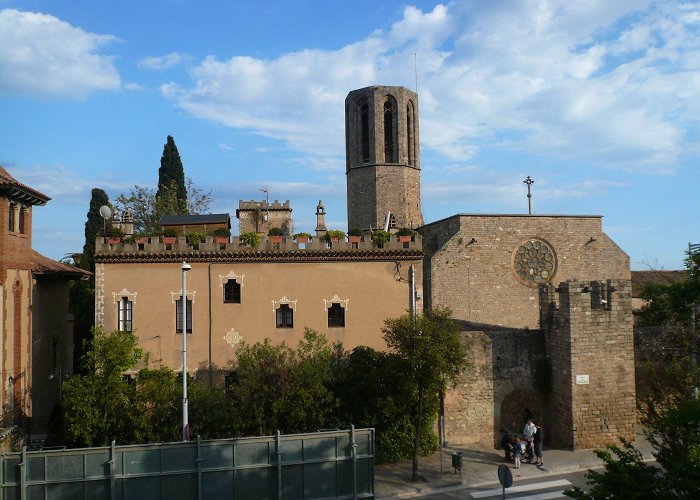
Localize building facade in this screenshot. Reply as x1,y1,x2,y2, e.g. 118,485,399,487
95,236,423,377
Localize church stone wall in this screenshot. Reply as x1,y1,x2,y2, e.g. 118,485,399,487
540,280,636,450
446,328,547,447
421,214,630,329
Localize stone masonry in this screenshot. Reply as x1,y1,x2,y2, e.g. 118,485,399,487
345,86,423,231
540,280,636,449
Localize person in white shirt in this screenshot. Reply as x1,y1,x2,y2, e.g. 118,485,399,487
523,418,536,439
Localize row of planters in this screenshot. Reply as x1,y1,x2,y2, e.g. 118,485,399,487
104,226,419,247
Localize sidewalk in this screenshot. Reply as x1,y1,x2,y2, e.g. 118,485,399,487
375,430,654,498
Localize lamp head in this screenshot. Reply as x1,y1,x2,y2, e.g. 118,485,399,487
182,262,191,272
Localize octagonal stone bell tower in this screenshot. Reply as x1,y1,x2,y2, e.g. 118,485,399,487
345,86,424,231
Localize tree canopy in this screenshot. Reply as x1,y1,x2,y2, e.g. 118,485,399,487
382,308,470,481
157,135,187,205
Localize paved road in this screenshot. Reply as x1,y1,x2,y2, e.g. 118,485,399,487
415,470,590,498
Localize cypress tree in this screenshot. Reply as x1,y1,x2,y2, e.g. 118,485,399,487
157,135,187,210
82,188,110,274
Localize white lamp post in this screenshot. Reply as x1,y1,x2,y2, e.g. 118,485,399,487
181,261,191,441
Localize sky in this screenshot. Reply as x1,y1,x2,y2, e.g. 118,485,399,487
1,0,698,270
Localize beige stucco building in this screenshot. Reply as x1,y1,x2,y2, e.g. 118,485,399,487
94,236,423,376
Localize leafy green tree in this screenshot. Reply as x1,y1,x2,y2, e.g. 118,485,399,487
157,135,187,205
135,365,181,443
382,308,469,481
63,327,144,446
188,378,240,439
115,178,212,234
564,441,659,499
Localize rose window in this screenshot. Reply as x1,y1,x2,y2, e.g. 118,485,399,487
513,239,556,287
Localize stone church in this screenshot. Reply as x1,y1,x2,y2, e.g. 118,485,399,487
95,85,635,451
343,85,635,450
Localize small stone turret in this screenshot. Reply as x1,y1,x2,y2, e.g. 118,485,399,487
315,200,327,238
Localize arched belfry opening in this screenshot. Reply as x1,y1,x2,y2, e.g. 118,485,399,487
345,86,423,232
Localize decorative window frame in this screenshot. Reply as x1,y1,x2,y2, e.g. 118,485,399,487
113,288,138,304
219,271,245,288
322,294,349,311
271,296,297,312
170,290,197,303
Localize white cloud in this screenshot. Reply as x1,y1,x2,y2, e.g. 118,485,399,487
160,0,700,174
0,9,120,99
218,143,234,150
138,52,183,70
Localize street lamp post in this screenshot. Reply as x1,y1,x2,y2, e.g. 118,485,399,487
181,261,191,441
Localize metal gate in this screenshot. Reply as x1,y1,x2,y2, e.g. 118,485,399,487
0,427,374,499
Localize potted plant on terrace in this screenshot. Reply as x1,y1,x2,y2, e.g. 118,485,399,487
323,229,346,243
239,231,260,247
372,230,390,248
348,227,362,243
161,229,177,244
187,231,206,250
396,227,417,243
268,227,284,244
293,232,311,243
106,227,125,245
214,227,230,244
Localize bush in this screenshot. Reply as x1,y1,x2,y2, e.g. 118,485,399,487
162,229,177,237
268,227,284,236
348,227,362,236
107,226,125,238
324,229,346,242
396,227,417,237
372,230,390,246
293,232,311,239
214,227,231,237
239,231,260,247
187,232,206,245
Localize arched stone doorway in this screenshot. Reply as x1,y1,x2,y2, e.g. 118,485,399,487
500,388,541,434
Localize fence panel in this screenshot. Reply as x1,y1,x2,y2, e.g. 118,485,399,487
0,427,374,499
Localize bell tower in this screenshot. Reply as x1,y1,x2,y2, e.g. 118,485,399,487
345,86,423,231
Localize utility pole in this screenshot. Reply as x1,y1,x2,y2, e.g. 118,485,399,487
690,242,699,399
523,176,534,215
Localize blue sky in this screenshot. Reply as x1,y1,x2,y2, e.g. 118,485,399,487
1,0,698,270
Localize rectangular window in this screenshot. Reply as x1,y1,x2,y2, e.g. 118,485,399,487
8,202,15,232
118,297,133,332
328,303,345,328
224,280,241,303
176,297,192,333
18,207,26,234
276,304,293,328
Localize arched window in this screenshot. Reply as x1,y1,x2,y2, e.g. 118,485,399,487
360,103,370,163
406,101,415,166
384,99,395,163
118,297,133,332
223,280,241,303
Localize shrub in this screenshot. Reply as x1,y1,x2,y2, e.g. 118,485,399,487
187,232,206,245
396,227,417,237
214,227,231,237
239,231,260,247
293,232,311,239
324,230,346,242
268,227,284,236
107,226,125,238
162,229,177,237
372,230,390,246
122,235,136,244
348,227,362,236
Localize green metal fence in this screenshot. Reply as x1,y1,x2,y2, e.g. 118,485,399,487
0,427,374,499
